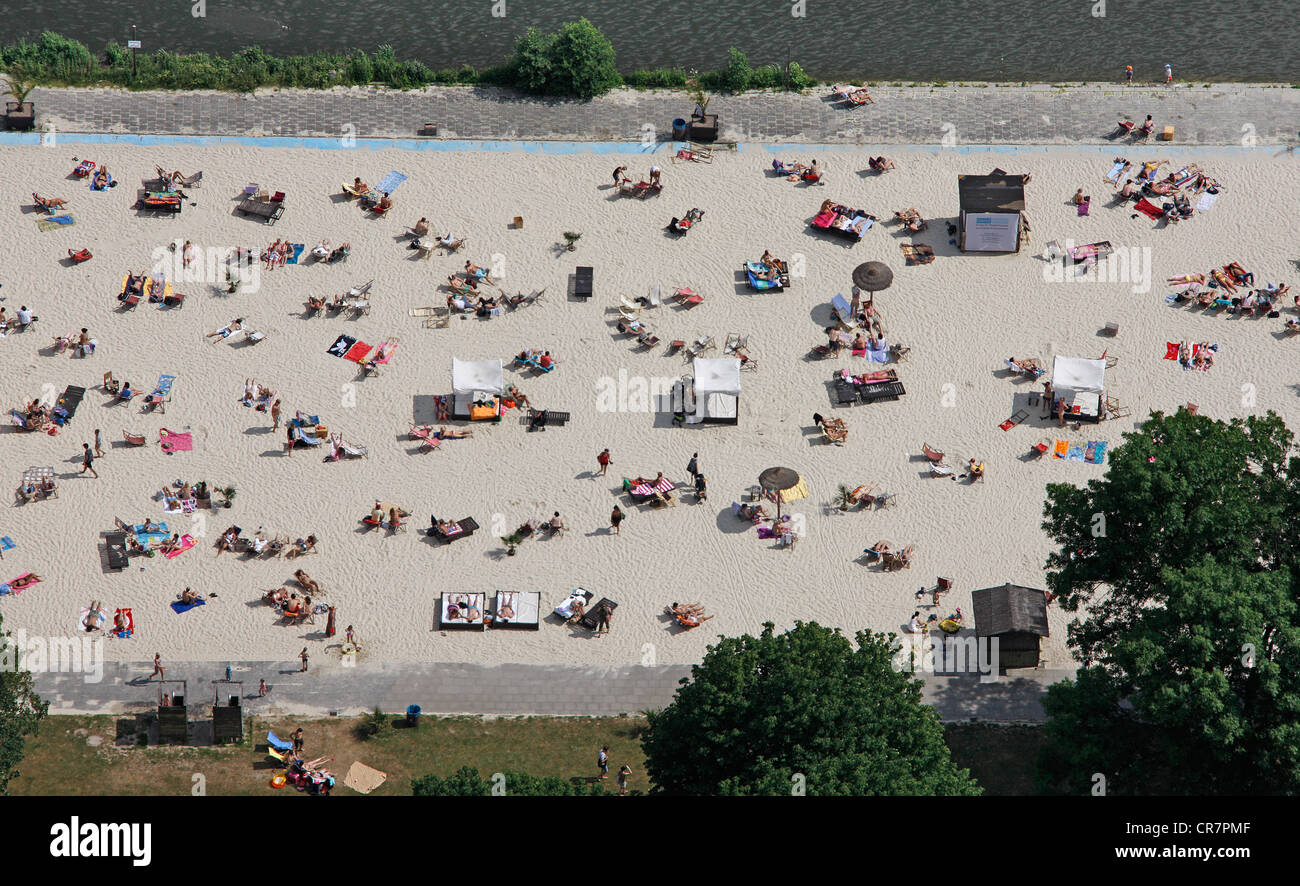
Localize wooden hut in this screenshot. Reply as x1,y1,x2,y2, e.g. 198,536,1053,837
971,583,1049,669
957,172,1027,253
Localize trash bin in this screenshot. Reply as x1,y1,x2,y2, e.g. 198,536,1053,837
672,118,688,140
406,704,421,728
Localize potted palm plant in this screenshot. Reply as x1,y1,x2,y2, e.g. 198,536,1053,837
836,484,853,511
500,531,522,556
2,73,36,131
220,486,236,508
561,231,582,252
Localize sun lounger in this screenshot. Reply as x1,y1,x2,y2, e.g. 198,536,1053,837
684,335,715,358
409,425,442,452
492,591,541,629
430,516,479,543
236,194,285,224
526,409,570,430
574,266,594,300
578,598,618,631
671,288,703,308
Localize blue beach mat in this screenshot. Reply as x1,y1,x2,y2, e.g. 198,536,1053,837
286,243,304,264
170,598,206,614
134,522,168,545
374,171,408,194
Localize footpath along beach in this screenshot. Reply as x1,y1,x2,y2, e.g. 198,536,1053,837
3,83,1298,717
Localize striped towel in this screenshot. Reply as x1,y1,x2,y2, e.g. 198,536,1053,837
1195,192,1219,212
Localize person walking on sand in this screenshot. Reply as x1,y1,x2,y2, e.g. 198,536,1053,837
596,448,611,476
299,648,309,672
1124,64,1133,85
610,505,624,535
597,746,609,780
617,764,632,796
151,653,165,681
687,452,699,482
80,443,98,478
94,428,104,458
270,398,281,429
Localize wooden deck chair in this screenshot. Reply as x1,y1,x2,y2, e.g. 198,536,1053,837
409,306,449,329
922,443,945,464
672,287,704,308
103,371,119,394
619,297,642,315
684,335,715,358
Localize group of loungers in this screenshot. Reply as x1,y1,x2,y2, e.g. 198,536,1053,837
438,590,543,630
810,200,875,241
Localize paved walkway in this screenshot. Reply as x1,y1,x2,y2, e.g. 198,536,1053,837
33,660,1067,722
29,83,1300,145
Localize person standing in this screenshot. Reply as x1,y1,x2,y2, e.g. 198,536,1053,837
596,448,611,476
299,647,310,672
617,764,633,796
292,727,304,754
597,746,609,780
271,398,281,429
151,653,165,681
1164,63,1173,84
694,473,708,502
1124,64,1133,85
686,452,699,482
258,678,268,697
325,605,336,638
80,443,98,478
610,505,624,535
94,428,104,458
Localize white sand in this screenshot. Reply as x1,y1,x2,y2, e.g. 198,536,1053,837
1,141,1294,671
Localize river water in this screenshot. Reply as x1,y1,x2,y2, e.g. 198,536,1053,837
2,0,1295,82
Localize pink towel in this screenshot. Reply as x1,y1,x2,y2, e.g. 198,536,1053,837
851,346,867,357
164,534,196,559
159,429,193,453
376,341,399,364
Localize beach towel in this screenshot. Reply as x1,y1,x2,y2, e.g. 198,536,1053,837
376,341,399,364
170,597,206,614
293,427,324,446
1052,440,1069,460
0,573,40,595
286,243,305,264
134,523,169,545
344,762,388,795
1195,192,1219,212
1134,198,1163,220
756,526,778,540
830,293,852,321
113,607,134,638
1077,201,1090,216
267,731,293,752
0,536,14,558
1086,441,1108,464
78,606,108,634
1164,342,1180,360
851,345,867,358
37,215,75,232
1104,160,1127,184
344,341,372,362
867,345,890,363
91,175,114,191
327,334,357,358
164,534,196,559
812,210,836,229
374,171,408,194
153,374,178,398
159,429,193,453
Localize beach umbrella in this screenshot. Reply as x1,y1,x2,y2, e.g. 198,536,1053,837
758,467,808,518
852,261,894,293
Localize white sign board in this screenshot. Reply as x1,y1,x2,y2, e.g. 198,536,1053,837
127,40,142,49
963,212,1019,252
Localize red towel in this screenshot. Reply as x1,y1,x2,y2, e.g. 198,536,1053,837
1164,342,1180,360
344,341,372,362
1134,198,1163,220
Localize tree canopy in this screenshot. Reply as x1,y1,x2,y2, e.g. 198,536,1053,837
0,611,48,795
641,621,981,796
1038,409,1300,794
508,19,621,100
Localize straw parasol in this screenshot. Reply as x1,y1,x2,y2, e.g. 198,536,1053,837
852,261,894,292
758,467,808,518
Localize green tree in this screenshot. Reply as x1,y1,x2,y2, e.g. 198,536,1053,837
1038,410,1300,794
720,47,752,93
641,622,981,796
0,612,48,795
508,19,620,99
508,27,553,93
412,766,605,796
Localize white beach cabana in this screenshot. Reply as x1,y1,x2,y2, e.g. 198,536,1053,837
1051,355,1105,423
451,357,503,421
691,356,741,425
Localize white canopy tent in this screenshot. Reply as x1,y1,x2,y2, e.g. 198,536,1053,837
452,358,504,420
692,357,741,425
1051,356,1105,422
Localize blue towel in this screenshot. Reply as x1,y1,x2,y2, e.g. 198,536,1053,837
134,523,168,544
1087,441,1109,464
831,293,852,319
170,598,206,614
0,536,14,552
286,243,304,264
374,171,408,194
267,731,293,751
153,374,177,397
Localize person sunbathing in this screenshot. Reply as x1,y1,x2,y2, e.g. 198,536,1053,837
1210,269,1237,293
505,385,530,410
158,533,183,555
34,193,68,209
1138,116,1154,137
452,595,481,621
349,177,368,195
894,208,925,232
113,610,129,634
285,535,317,559
1009,357,1042,375
177,587,205,606
1194,343,1215,369
311,240,332,259
124,273,146,296
676,611,713,629
801,160,822,183
433,426,472,440
207,318,245,339
438,233,466,251
264,587,290,607
464,261,494,284
1168,273,1206,284
81,601,104,633
375,192,393,212
94,167,111,189
216,527,240,556
868,156,896,172
387,508,404,531
294,570,321,595
39,478,57,496
738,503,769,522
1117,179,1139,199
1226,262,1253,285
306,294,326,313
498,593,516,620
117,381,135,401
548,512,566,533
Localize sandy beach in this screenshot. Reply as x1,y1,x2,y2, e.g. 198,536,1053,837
1,138,1295,672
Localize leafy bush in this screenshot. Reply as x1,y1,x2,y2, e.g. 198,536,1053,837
720,47,752,93
412,766,606,796
506,18,621,99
